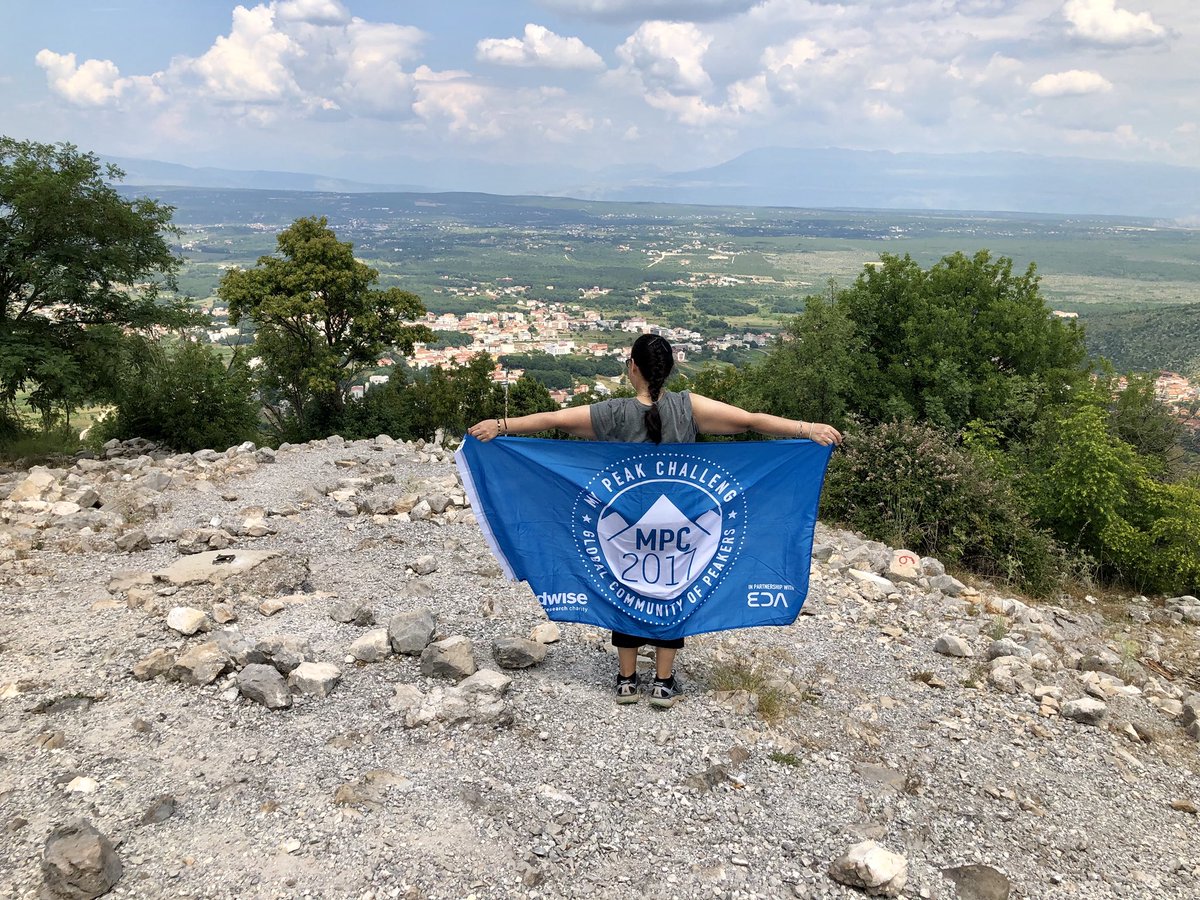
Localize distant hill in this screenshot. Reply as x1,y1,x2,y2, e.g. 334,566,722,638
104,157,427,194
1081,304,1200,375
105,147,1200,219
584,148,1200,220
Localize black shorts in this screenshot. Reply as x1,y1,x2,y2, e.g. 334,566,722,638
611,630,685,650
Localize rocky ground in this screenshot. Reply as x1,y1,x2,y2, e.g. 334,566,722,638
1,435,1198,900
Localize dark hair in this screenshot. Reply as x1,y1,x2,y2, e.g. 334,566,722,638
631,334,675,443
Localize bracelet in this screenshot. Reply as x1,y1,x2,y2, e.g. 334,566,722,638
499,418,508,435
798,421,807,439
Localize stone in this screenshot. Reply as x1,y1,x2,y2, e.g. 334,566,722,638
238,664,293,709
11,469,56,502
350,629,392,663
1062,696,1107,726
885,549,921,584
1181,695,1199,727
457,669,512,698
114,529,150,552
420,635,477,681
529,622,561,644
934,634,973,658
258,598,286,617
329,598,375,626
169,642,230,685
288,662,342,698
132,649,176,681
165,607,210,636
387,609,436,655
211,602,237,624
916,556,945,578
848,569,898,594
106,571,154,594
139,795,176,825
942,864,1011,900
153,549,282,587
493,637,549,669
41,820,122,899
929,574,967,596
255,635,314,674
988,638,1030,661
411,554,438,575
827,840,907,897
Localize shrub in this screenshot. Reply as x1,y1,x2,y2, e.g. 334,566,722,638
822,419,1064,594
1029,400,1200,594
99,340,261,452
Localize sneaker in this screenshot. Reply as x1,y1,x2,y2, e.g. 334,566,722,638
615,673,641,704
649,674,682,709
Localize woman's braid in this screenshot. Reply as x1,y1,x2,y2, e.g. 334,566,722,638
631,334,675,444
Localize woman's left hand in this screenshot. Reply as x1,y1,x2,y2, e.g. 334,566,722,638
807,423,842,446
468,419,505,442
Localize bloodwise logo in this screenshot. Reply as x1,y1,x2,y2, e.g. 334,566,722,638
572,450,746,628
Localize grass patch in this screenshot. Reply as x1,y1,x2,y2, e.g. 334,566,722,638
708,651,800,723
769,751,803,767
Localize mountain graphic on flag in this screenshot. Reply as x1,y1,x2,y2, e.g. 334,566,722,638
597,494,722,601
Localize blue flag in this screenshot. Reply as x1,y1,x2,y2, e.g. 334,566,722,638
455,436,834,640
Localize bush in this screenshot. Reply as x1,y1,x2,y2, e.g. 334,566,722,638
1029,400,1200,594
98,340,261,452
822,419,1064,594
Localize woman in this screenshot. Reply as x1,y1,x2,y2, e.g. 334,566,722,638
468,334,841,708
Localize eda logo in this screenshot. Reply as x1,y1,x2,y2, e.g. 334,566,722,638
747,590,789,608
572,450,746,628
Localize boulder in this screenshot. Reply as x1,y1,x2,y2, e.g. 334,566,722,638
942,864,1011,900
288,662,342,698
132,649,176,681
254,635,314,674
329,598,375,626
1062,696,1107,726
929,574,967,596
387,609,436,655
350,629,392,663
238,664,293,709
410,554,438,575
828,840,908,897
529,623,561,644
42,820,122,899
885,549,921,584
934,634,973,658
165,607,210,636
420,636,477,681
493,637,549,669
169,642,230,685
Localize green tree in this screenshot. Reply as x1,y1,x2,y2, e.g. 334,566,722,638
99,340,260,452
0,137,189,430
217,216,432,438
837,252,1087,434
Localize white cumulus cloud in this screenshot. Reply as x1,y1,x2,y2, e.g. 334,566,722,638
536,0,759,22
1063,0,1167,47
186,4,302,103
35,49,163,106
616,21,713,94
476,24,604,70
1030,69,1113,97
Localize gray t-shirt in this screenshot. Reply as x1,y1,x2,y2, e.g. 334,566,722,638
589,390,698,443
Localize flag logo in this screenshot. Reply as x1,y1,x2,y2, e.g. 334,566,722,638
573,450,746,627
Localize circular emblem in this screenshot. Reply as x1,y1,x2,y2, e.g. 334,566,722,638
572,450,746,628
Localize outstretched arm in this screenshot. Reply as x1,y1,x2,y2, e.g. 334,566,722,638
467,406,595,442
690,394,842,445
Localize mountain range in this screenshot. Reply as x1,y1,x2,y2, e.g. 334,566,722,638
105,147,1200,220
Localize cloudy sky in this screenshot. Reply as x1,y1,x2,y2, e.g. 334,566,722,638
2,0,1196,183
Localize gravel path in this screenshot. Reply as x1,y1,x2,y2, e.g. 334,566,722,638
1,437,1198,900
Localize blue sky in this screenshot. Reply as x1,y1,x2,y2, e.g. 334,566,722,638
2,0,1196,184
